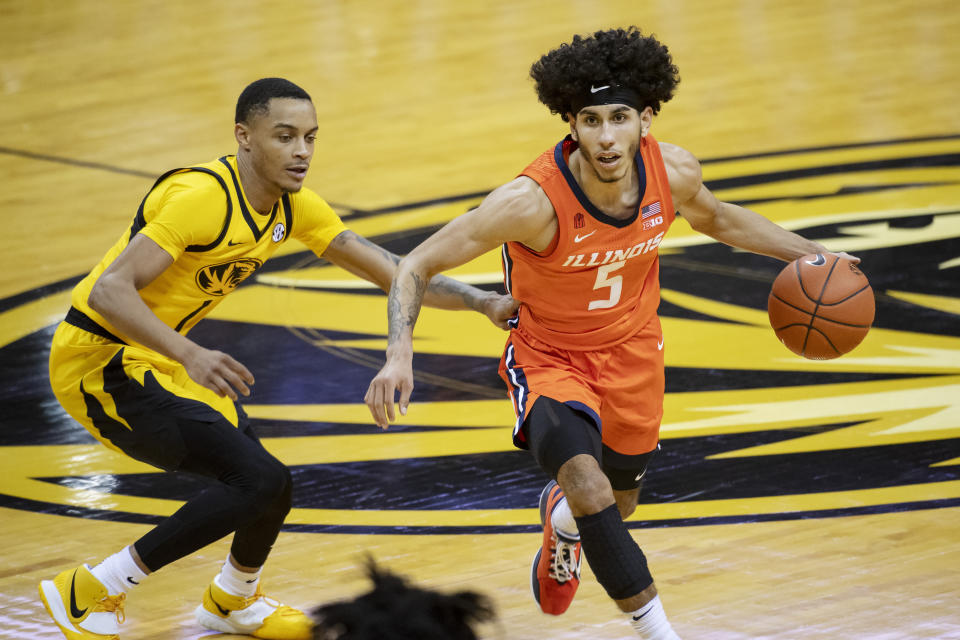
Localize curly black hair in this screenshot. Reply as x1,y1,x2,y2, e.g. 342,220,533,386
311,557,496,640
530,27,680,120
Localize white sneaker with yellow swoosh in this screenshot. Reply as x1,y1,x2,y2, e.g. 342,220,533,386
196,578,312,640
39,564,125,640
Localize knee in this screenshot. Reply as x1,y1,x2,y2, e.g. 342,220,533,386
557,454,615,516
264,460,293,506
246,457,293,511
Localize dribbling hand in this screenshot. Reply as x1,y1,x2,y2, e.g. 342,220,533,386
832,251,860,264
810,244,860,265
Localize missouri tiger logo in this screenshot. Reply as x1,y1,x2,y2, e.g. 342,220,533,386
195,258,263,296
0,135,958,534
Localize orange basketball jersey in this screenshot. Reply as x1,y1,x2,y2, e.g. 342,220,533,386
502,134,675,350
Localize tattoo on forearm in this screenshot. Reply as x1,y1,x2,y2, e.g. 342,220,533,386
387,286,404,343
380,246,401,266
427,274,482,310
353,233,483,310
353,233,401,265
412,272,427,293
387,272,428,344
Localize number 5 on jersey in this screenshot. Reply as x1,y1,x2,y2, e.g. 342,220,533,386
588,260,625,310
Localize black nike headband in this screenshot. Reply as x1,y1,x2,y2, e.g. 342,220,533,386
570,84,643,116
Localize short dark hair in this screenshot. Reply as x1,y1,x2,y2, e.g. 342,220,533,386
530,27,680,120
235,77,312,124
311,558,496,640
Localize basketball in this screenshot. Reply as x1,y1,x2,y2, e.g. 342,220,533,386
767,253,875,359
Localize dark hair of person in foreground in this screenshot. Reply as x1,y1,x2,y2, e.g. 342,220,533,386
312,558,497,639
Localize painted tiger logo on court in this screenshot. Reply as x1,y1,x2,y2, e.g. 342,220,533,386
195,258,263,296
0,135,957,534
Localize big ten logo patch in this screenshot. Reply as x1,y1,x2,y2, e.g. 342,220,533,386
642,214,664,230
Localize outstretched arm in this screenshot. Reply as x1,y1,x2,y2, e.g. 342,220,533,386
322,230,519,328
661,142,857,263
364,177,554,428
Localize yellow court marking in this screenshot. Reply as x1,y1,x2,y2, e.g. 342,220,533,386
206,280,960,371
0,290,71,346
886,290,960,316
243,399,515,426
663,375,960,439
4,374,957,526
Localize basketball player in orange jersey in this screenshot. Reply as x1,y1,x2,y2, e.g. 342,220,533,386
38,77,517,640
366,28,857,638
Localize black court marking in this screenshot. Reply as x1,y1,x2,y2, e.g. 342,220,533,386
2,491,958,535
0,274,83,314
0,145,159,178
33,430,960,508
706,153,960,191
1,320,937,447
698,132,960,163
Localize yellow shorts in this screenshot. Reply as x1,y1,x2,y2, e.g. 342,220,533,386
49,321,242,461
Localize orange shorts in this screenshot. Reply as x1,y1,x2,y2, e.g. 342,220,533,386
498,315,664,456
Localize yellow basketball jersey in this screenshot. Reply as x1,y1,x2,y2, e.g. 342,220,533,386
69,155,346,343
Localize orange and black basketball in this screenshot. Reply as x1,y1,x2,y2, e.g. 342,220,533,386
767,253,875,359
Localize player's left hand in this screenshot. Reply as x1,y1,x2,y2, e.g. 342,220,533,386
365,356,414,429
482,292,520,330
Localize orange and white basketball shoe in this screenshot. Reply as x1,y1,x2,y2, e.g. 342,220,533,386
531,480,582,615
195,579,312,640
38,565,126,640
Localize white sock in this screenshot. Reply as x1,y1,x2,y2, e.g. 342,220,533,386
216,556,261,598
90,547,148,595
551,497,579,539
626,595,681,639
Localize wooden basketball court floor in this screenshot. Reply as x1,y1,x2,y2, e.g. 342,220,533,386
1,1,958,638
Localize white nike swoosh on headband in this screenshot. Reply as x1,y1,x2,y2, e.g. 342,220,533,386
590,85,611,93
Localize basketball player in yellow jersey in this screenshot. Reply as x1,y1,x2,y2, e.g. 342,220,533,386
39,78,518,640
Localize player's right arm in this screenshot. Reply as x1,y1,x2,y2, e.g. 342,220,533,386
364,177,555,428
660,142,858,263
88,234,255,401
